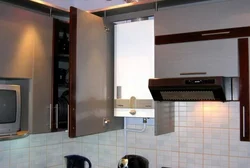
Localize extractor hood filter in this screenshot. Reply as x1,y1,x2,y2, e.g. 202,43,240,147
161,91,215,101
148,76,239,101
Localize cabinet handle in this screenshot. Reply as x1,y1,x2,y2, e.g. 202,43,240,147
180,72,207,75
49,104,52,130
55,104,59,129
201,31,230,36
243,106,246,138
67,105,69,130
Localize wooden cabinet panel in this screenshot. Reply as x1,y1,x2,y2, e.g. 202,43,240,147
69,7,123,138
239,38,250,141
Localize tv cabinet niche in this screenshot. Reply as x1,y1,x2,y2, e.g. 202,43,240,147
155,26,250,141
0,2,53,136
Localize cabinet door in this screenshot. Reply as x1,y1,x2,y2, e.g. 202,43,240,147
0,3,33,78
155,39,239,78
239,38,250,141
29,14,53,134
69,7,123,137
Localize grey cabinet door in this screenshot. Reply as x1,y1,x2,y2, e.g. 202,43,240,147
29,13,53,134
69,7,123,137
0,3,34,78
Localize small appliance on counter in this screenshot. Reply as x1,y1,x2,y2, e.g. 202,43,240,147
65,155,92,168
118,155,149,168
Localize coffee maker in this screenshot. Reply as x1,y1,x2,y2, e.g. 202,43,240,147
118,155,149,168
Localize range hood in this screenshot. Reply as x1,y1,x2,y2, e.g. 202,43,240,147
148,76,239,101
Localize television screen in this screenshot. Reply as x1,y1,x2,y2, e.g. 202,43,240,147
0,90,17,124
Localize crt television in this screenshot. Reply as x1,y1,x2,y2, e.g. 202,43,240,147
0,84,21,135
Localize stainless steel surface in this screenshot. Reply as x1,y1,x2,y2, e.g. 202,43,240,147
232,77,239,100
180,72,207,75
201,31,230,36
117,86,122,99
67,105,69,130
224,77,239,101
55,104,59,129
243,106,245,138
49,104,52,129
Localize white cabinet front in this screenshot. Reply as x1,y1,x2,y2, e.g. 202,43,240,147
155,39,238,78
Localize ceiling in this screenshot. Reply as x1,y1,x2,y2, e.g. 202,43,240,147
0,0,216,18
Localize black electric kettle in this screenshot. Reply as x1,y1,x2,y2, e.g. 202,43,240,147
65,155,92,168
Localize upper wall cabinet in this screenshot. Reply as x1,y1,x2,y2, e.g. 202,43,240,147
0,4,34,78
155,38,239,78
29,13,53,134
68,7,123,137
155,0,250,35
0,2,53,135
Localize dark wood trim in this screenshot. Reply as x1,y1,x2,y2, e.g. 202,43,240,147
69,6,77,138
239,38,249,141
51,19,57,132
156,26,250,45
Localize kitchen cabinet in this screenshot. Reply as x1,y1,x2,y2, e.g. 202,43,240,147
154,0,250,36
29,13,53,134
155,39,239,78
0,3,34,79
0,2,123,136
68,7,123,137
0,2,53,134
239,38,250,141
154,24,250,140
52,19,70,132
49,7,124,137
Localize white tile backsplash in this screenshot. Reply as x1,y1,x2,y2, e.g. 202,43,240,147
29,133,46,147
10,136,29,149
1,102,250,168
0,150,10,168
